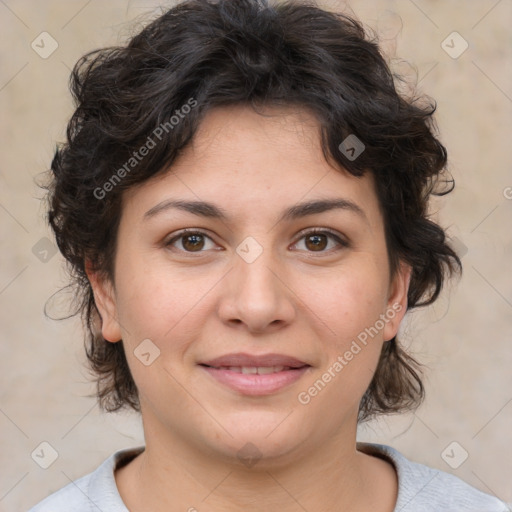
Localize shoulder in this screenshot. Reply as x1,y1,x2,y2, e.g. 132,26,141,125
28,446,145,512
358,442,511,512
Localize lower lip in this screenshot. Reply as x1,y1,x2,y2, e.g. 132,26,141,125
200,366,310,395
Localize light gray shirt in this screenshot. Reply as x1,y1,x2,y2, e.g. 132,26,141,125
28,442,511,511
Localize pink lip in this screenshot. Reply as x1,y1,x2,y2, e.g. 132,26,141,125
201,366,310,395
199,352,311,396
200,352,308,368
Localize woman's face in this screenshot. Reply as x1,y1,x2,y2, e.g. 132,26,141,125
89,105,410,465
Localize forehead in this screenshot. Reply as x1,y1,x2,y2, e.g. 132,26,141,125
121,104,382,228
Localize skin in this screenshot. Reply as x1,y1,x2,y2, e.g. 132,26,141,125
87,104,411,512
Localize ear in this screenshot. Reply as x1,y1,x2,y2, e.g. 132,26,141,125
382,261,412,342
85,260,122,343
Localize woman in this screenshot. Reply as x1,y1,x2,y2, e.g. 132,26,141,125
29,0,510,510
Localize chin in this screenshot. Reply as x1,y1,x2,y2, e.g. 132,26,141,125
197,413,308,468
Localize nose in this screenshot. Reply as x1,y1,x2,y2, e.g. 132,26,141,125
217,248,296,334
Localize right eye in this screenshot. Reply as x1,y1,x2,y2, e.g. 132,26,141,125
165,229,218,253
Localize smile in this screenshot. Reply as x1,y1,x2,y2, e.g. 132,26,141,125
200,366,310,395
205,365,292,374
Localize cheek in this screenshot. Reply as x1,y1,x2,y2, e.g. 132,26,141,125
112,257,211,412
114,253,222,355
293,259,388,401
299,260,388,343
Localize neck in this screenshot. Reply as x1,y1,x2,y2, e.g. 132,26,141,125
116,415,397,512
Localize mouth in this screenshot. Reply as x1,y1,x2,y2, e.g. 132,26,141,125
201,365,302,374
198,353,311,395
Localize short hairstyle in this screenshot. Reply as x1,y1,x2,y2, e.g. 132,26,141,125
43,0,461,422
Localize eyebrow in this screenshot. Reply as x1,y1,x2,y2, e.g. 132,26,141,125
143,198,368,224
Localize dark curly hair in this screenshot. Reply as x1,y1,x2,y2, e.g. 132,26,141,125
42,0,461,422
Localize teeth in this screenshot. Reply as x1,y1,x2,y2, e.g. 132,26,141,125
220,366,288,374
256,366,285,374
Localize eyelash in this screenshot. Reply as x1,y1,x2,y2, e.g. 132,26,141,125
164,228,349,255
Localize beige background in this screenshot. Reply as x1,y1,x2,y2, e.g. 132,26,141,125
1,0,511,510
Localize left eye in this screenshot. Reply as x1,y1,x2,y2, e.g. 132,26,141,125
165,229,347,254
292,230,347,253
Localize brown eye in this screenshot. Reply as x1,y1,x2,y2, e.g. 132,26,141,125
293,229,348,254
305,233,328,251
165,230,216,253
181,233,205,251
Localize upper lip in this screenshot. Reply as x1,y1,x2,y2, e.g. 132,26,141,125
200,353,309,368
